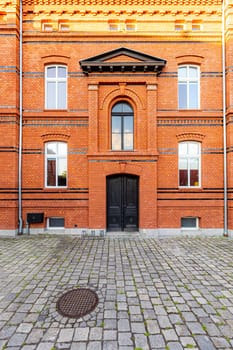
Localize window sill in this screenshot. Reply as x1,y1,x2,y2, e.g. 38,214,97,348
178,108,200,111
179,186,201,190
44,109,68,112
181,227,199,230
44,187,68,191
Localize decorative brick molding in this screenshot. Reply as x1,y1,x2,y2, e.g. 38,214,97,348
41,133,70,141
176,132,205,142
100,86,145,110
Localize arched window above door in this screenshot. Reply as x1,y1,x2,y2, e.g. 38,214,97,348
111,102,134,151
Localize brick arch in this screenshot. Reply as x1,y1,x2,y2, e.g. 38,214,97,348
176,132,205,142
100,86,145,111
176,55,204,66
41,133,70,142
41,55,70,66
104,163,143,176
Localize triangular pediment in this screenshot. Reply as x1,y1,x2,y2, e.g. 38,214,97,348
80,47,166,74
105,55,143,63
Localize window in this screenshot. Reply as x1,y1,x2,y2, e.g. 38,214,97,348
181,217,198,229
60,24,70,31
45,65,67,109
125,20,137,31
178,65,200,109
43,23,53,31
108,21,119,31
192,21,202,31
179,142,201,187
45,142,67,187
175,20,185,31
48,217,64,229
111,102,134,151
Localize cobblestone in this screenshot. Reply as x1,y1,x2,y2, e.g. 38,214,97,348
0,235,233,349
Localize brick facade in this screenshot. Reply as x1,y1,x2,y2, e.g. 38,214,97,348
0,0,232,236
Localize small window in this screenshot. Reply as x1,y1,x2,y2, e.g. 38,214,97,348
43,23,53,31
181,217,198,229
178,65,200,109
125,20,137,31
45,65,67,109
45,142,67,188
48,217,64,229
109,20,119,31
179,142,201,188
60,24,70,31
192,21,202,31
175,21,185,31
175,24,184,31
192,24,201,31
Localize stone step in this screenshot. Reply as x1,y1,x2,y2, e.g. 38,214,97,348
105,231,140,238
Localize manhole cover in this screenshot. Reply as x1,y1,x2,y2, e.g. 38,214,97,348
56,288,99,318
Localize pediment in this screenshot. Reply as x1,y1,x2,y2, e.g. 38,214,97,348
79,47,166,74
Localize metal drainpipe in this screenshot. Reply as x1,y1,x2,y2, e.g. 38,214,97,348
222,0,228,237
18,0,23,235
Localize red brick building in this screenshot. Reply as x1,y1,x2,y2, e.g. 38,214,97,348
0,0,232,236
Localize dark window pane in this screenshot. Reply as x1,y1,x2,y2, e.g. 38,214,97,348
190,169,199,186
181,217,197,228
47,159,56,186
58,158,67,186
49,217,64,227
179,169,188,186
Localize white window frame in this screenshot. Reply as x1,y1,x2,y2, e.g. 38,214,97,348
178,65,200,109
181,217,199,230
47,217,65,229
178,141,201,188
45,65,67,109
45,142,67,188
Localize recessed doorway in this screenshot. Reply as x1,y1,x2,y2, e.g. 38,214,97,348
107,174,139,232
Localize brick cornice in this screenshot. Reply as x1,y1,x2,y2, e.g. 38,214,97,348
22,0,221,5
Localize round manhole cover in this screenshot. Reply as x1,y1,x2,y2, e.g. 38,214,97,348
56,288,99,318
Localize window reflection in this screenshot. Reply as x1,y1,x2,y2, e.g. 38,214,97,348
111,102,134,151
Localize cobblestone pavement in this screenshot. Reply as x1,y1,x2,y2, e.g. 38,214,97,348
0,235,233,350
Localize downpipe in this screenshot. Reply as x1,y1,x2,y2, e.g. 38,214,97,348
222,0,228,237
18,0,23,235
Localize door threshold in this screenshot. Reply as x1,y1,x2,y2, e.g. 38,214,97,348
106,231,140,238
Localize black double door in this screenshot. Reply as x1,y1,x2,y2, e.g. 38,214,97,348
107,174,139,232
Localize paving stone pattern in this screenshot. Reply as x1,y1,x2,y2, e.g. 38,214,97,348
0,235,233,349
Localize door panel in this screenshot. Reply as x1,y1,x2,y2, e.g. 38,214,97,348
107,175,138,231
124,176,138,231
107,176,122,230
